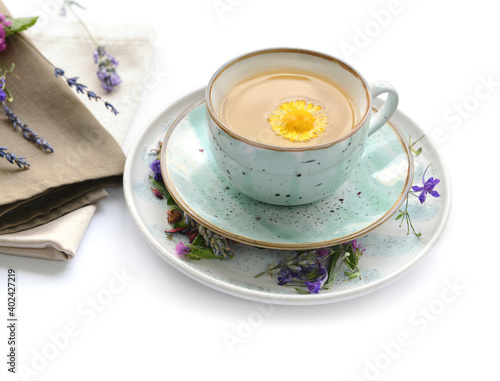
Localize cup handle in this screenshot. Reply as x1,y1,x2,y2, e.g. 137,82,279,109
368,80,399,136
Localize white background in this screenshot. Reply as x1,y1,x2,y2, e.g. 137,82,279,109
0,0,497,380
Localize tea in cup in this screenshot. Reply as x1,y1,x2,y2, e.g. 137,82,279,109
205,48,398,206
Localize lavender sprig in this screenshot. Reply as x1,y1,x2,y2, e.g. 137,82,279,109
54,68,118,115
11,33,119,116
3,102,54,152
196,223,233,259
0,146,30,169
60,1,122,92
182,214,233,259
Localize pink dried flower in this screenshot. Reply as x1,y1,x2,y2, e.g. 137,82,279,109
150,187,164,199
175,242,190,256
0,14,12,52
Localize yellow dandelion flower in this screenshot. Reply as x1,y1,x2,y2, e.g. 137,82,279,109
268,100,328,142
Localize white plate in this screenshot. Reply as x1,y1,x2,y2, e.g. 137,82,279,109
123,88,451,305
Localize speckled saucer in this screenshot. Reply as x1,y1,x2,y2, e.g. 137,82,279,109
161,98,414,250
123,88,451,305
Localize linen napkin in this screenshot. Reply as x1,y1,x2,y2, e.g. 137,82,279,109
0,2,156,260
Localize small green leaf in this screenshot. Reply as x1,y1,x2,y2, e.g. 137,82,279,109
188,245,220,260
323,249,344,290
173,218,189,229
150,176,170,199
395,212,404,220
295,288,310,294
344,271,361,281
184,252,202,260
191,234,205,247
187,234,220,260
5,17,39,37
166,194,182,211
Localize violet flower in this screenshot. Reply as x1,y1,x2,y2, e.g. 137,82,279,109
0,82,6,102
343,239,366,254
149,159,162,182
271,250,330,294
412,165,440,204
304,268,328,294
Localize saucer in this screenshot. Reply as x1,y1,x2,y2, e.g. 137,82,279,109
123,88,451,305
160,97,414,250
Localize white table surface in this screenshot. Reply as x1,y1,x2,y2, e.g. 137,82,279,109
1,1,497,380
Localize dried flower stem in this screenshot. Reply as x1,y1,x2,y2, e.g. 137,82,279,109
60,1,99,46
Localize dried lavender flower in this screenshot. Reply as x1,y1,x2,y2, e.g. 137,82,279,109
60,1,122,92
3,102,54,152
94,46,122,92
0,146,29,169
53,68,119,115
194,223,233,259
184,216,233,259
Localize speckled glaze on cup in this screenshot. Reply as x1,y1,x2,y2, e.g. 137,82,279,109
206,48,399,206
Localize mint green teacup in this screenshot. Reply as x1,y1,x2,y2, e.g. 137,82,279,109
206,48,398,206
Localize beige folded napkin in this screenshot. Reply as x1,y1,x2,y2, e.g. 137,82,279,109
0,204,96,260
0,2,156,260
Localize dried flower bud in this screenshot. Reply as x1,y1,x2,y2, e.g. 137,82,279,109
167,209,182,224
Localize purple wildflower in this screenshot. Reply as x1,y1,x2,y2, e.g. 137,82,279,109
275,250,329,294
0,78,6,102
0,14,12,52
149,159,162,182
277,271,293,286
412,165,440,204
0,14,12,26
316,248,330,258
0,26,6,52
343,239,366,254
94,46,122,92
175,242,191,256
304,267,328,294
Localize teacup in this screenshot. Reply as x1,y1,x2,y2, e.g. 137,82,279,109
205,48,398,206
